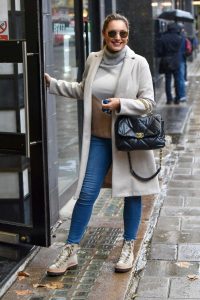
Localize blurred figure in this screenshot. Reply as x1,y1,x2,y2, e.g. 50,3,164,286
158,22,184,104
178,24,188,102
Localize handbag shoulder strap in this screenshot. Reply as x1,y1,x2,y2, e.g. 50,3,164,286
127,150,162,182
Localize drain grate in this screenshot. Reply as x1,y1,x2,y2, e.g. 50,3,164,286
93,189,124,217
81,227,121,248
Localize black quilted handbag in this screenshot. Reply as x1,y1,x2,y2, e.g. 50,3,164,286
115,114,165,181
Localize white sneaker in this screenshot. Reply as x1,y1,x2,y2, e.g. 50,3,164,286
115,240,134,273
47,243,79,276
180,97,187,102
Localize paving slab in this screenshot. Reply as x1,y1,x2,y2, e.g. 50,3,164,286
156,216,181,231
136,299,200,300
170,278,200,298
152,229,200,244
136,276,170,298
134,296,168,300
143,260,200,277
157,106,191,135
184,197,200,206
163,196,184,207
178,244,200,261
135,298,168,300
149,243,177,260
182,216,200,230
160,207,200,217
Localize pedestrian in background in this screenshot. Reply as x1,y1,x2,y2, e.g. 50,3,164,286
45,13,160,276
158,22,184,104
178,23,190,102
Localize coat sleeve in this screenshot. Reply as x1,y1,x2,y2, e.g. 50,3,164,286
49,54,92,99
116,56,155,116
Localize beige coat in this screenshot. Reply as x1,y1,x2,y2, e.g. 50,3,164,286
50,46,160,199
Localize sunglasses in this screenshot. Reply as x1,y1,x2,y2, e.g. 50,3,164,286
107,30,128,38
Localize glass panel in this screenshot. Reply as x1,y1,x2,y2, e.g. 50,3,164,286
15,0,21,11
0,65,24,132
0,111,16,132
0,173,19,199
51,0,80,195
51,1,90,195
0,63,14,74
0,0,25,41
0,154,32,225
0,0,32,226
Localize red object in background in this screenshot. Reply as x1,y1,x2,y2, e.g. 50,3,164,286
0,21,8,40
53,34,64,46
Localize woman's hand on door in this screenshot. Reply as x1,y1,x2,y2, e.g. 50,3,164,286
44,73,51,87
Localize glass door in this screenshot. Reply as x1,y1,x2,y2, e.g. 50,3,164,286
0,1,50,246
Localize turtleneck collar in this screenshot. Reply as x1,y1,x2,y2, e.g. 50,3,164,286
102,45,127,65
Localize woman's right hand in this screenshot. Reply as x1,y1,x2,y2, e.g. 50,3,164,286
44,73,51,87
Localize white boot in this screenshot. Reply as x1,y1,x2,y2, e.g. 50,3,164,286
47,243,79,276
115,240,134,273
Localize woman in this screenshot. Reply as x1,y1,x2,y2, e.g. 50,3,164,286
45,13,160,276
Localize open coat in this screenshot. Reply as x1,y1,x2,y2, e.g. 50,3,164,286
49,46,160,199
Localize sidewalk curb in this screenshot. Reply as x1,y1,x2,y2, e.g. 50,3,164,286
125,146,179,299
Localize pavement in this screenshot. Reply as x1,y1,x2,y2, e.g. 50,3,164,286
1,51,200,300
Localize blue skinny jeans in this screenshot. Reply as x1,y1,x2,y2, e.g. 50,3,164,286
67,135,142,244
179,61,186,99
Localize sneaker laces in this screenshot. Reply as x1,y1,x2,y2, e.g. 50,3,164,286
118,241,133,263
53,244,74,268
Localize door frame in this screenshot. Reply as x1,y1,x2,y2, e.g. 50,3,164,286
0,0,50,247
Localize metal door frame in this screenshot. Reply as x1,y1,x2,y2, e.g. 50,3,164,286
0,0,50,247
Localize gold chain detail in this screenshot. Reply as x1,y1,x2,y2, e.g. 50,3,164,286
138,98,152,114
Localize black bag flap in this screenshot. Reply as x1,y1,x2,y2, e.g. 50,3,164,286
115,114,163,138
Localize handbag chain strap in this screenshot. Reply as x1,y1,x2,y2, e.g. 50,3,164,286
127,149,163,182
138,98,152,114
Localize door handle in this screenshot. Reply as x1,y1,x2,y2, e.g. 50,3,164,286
30,141,42,146
22,41,30,158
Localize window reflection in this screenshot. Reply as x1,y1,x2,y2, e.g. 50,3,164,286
51,1,80,195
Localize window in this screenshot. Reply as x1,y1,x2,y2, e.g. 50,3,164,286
51,0,79,195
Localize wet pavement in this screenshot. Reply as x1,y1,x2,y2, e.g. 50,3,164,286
1,52,200,300
0,244,34,290
126,53,200,299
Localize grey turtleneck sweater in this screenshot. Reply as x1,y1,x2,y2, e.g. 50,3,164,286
91,46,127,138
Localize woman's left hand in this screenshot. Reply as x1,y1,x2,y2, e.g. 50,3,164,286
102,98,121,112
